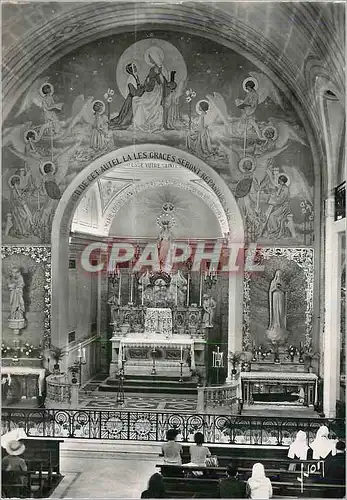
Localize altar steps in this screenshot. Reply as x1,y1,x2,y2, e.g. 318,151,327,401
98,375,198,395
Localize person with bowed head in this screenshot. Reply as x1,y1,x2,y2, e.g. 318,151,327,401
309,425,336,460
246,463,273,499
141,473,166,498
287,430,310,470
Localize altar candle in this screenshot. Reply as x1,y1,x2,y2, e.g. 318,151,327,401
118,271,122,305
78,344,82,358
180,346,183,362
142,286,144,306
82,347,86,359
199,273,203,306
7,373,11,386
175,281,178,305
130,274,134,304
186,275,190,307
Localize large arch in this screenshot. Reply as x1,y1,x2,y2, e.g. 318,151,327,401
51,144,245,380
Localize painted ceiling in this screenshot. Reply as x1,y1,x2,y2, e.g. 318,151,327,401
3,28,315,246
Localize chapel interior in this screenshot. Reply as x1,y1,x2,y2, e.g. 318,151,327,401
1,1,346,499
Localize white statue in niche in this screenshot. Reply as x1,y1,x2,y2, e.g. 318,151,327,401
202,294,217,328
7,267,25,321
7,266,26,335
266,269,289,343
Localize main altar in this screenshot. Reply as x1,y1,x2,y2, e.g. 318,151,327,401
108,267,210,379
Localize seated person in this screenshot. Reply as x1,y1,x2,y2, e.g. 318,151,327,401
287,430,309,470
218,463,246,498
310,425,336,460
188,432,211,466
141,473,166,498
161,429,183,465
2,440,27,476
2,439,28,496
324,441,346,498
246,463,272,499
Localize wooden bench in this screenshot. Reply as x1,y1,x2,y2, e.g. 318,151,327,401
2,468,45,498
156,464,345,498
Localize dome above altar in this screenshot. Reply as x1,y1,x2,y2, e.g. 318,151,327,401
71,159,228,238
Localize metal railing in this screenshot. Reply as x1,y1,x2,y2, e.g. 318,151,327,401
1,408,344,445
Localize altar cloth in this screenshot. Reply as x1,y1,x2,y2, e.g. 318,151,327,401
119,334,196,370
1,367,46,396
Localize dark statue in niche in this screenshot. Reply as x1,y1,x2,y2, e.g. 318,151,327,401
2,31,314,245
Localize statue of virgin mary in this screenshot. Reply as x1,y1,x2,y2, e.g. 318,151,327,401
266,269,289,343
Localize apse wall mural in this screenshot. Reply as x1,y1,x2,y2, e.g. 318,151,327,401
2,31,314,244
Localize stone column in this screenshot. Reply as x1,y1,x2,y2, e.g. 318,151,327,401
323,197,342,417
226,271,243,383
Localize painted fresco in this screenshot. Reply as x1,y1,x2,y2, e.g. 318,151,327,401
2,31,314,244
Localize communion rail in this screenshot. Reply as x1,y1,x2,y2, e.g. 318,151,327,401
1,408,344,445
197,380,241,413
45,374,79,408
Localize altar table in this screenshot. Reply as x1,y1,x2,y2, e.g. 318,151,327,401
1,366,46,401
118,334,196,371
240,371,318,406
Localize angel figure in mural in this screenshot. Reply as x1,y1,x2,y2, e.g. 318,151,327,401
109,62,146,130
7,174,33,237
187,100,215,158
259,173,296,239
7,267,26,321
90,100,113,151
15,78,64,137
266,270,288,343
131,46,177,133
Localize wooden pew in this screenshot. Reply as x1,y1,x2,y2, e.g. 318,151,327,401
2,467,44,498
156,464,345,498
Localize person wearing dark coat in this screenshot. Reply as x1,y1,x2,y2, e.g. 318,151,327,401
141,473,166,498
218,463,246,498
324,441,346,498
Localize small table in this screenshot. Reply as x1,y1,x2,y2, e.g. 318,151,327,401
1,367,46,403
241,371,318,406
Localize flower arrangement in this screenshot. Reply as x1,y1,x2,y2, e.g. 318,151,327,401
228,351,246,374
287,345,297,362
1,342,43,359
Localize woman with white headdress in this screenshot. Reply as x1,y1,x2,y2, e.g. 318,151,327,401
246,463,273,499
287,430,310,470
310,425,336,460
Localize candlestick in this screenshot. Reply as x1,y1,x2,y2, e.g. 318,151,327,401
130,274,134,304
118,271,122,305
141,283,144,306
186,274,190,307
199,272,203,306
175,281,178,306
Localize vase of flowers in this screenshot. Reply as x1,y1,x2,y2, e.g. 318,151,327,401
50,346,67,374
228,351,245,376
287,345,297,363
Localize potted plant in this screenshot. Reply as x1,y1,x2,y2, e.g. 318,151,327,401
228,351,245,376
50,346,67,373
